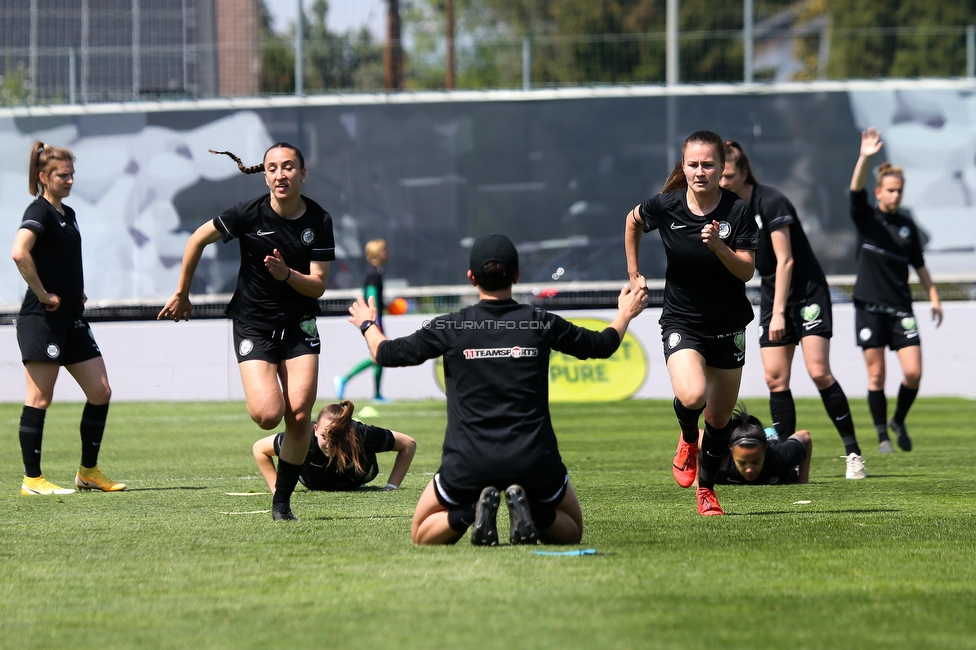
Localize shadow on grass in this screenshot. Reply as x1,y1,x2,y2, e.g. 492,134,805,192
730,508,901,517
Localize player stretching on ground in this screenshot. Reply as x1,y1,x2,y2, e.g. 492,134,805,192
720,141,865,479
349,234,648,545
160,144,334,521
625,130,758,516
253,399,416,492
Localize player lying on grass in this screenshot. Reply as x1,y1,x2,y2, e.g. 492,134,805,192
695,406,811,486
253,400,416,492
348,234,649,546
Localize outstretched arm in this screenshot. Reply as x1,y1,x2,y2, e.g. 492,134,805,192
383,432,417,490
625,206,648,292
348,296,386,358
158,221,222,321
252,435,279,493
851,127,883,192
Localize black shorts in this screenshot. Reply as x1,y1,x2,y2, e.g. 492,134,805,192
854,303,920,350
432,472,568,512
662,327,746,370
16,313,102,366
759,284,833,347
232,316,321,363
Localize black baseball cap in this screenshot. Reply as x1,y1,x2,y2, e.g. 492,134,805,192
469,234,519,278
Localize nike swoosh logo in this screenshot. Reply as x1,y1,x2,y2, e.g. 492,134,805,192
309,341,320,347
256,230,275,236
834,414,850,421
670,223,687,229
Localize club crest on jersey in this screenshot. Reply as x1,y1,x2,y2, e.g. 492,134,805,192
239,339,254,357
46,344,60,359
301,229,315,245
718,221,731,239
898,226,910,239
300,318,319,338
858,327,872,342
667,332,681,349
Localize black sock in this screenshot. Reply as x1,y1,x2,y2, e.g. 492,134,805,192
698,420,733,489
892,384,918,424
448,502,477,532
80,401,109,469
673,398,705,445
272,459,302,507
867,390,888,441
768,389,796,440
19,405,46,478
820,382,859,456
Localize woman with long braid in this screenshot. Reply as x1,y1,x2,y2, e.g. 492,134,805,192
159,144,335,521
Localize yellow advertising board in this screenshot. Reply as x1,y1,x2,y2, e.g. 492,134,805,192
433,317,648,401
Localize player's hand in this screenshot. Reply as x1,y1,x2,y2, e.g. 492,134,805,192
41,293,61,312
769,313,786,342
348,295,378,328
932,302,943,328
158,293,192,322
629,272,647,293
701,220,725,252
264,249,291,281
860,127,883,158
618,285,649,320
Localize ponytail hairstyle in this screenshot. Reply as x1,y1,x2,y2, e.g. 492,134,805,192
316,400,364,474
28,141,75,196
727,404,768,451
209,142,306,175
661,130,726,193
876,162,904,184
724,140,759,186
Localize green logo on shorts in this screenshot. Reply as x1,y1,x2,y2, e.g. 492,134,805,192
300,318,318,337
734,332,745,351
801,304,821,322
900,317,917,331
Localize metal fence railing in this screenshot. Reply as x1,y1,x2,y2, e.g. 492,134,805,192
3,20,975,106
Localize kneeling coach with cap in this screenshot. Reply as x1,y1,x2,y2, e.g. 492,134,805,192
348,234,649,546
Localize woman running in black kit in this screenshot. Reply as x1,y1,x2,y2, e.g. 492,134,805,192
159,144,335,521
624,130,758,516
720,141,866,479
11,142,125,495
849,128,942,452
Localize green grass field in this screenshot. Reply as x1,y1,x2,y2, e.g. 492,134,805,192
1,397,974,649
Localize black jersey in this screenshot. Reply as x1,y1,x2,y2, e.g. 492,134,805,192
751,184,827,304
214,195,336,330
18,198,85,318
275,421,395,490
375,298,620,495
638,189,758,335
715,437,806,485
850,190,926,311
363,263,384,326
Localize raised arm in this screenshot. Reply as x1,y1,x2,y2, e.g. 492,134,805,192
251,435,279,493
851,127,883,192
11,228,60,312
158,220,222,321
383,431,417,490
916,266,943,328
624,206,648,292
767,227,794,342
